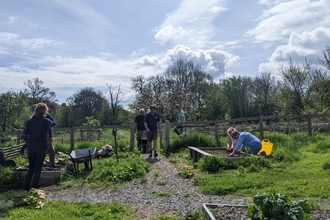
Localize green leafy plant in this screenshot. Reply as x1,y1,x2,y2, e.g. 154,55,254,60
246,191,312,220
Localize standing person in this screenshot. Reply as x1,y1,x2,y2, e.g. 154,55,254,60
22,103,55,191
33,104,57,167
173,104,185,136
134,109,147,151
144,105,161,157
228,131,262,156
46,112,56,167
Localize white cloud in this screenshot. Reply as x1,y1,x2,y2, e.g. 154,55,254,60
247,0,330,43
134,55,160,67
165,45,239,78
250,0,330,73
0,32,57,51
259,27,330,73
154,0,227,48
8,16,17,23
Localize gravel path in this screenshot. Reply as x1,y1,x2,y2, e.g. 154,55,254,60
45,154,250,219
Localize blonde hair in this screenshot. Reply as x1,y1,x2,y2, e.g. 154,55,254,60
227,127,237,135
31,103,48,118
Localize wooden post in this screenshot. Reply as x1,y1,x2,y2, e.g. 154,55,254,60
130,122,135,151
70,126,75,152
98,129,101,140
307,114,312,136
16,129,21,145
159,123,163,149
165,120,170,152
214,120,220,147
259,115,264,139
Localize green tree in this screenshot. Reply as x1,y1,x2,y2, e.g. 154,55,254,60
278,59,310,114
222,76,254,119
252,72,278,116
0,92,29,131
203,83,227,120
305,79,330,113
66,87,106,126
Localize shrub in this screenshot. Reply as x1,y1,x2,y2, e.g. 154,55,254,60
0,168,23,193
198,156,227,173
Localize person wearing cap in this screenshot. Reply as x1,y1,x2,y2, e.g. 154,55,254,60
134,109,147,151
173,104,185,136
228,131,262,156
22,103,55,191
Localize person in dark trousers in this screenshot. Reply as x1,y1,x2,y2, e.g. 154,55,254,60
134,109,147,151
22,103,55,191
144,105,161,157
32,104,57,167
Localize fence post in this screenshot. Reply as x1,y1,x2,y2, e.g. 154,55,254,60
214,120,220,147
16,129,21,145
70,126,75,152
259,115,264,139
165,120,170,151
307,114,312,136
130,122,135,151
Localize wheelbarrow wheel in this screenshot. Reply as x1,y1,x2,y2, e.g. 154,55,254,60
20,144,28,159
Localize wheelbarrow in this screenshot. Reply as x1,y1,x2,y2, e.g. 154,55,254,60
68,147,96,172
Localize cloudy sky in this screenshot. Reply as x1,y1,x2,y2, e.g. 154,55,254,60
1,0,330,107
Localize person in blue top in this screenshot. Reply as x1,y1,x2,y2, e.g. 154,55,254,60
173,104,185,136
144,105,161,157
22,103,55,191
228,131,262,156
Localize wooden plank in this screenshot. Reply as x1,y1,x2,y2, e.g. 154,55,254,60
2,144,25,160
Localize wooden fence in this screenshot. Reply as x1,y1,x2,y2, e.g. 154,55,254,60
1,113,330,151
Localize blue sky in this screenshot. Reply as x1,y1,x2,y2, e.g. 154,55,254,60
1,0,330,107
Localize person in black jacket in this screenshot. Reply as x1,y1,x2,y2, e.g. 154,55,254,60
144,105,161,157
134,109,147,151
22,103,55,191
